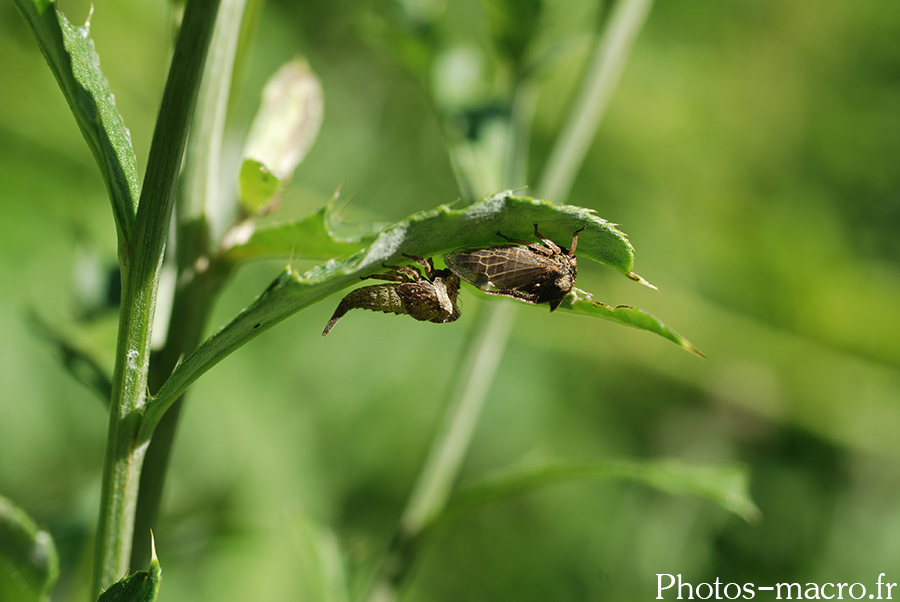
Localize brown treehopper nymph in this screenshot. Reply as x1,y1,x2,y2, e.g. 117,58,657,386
322,255,461,336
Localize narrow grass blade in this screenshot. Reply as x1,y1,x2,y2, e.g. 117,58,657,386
285,505,349,602
28,311,113,405
442,459,760,526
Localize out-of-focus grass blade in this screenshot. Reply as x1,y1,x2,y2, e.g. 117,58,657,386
439,459,760,527
0,495,59,602
13,0,139,243
285,505,349,602
28,311,112,406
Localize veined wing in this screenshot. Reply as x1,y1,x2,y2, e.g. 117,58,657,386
446,246,555,290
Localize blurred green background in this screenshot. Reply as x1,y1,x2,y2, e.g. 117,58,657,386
2,0,900,600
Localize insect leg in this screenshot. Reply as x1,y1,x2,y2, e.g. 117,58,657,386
361,261,424,283
568,225,586,254
361,270,409,283
387,264,426,281
532,224,562,255
402,254,436,280
495,231,535,246
481,288,541,304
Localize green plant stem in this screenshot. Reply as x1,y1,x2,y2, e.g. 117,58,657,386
93,0,221,595
536,0,655,201
369,0,656,597
131,266,228,569
504,82,539,190
364,306,516,601
398,301,518,538
365,78,539,602
390,77,538,556
131,0,249,570
180,0,250,239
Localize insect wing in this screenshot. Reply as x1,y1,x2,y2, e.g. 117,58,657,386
445,249,490,288
446,246,555,291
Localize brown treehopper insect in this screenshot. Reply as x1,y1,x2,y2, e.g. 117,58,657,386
445,223,585,311
322,255,461,336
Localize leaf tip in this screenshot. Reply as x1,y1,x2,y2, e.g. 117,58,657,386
629,271,657,290
682,340,706,359
739,501,763,525
150,530,157,563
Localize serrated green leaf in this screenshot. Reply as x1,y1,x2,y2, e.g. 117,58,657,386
440,459,760,527
0,495,59,602
147,193,691,426
13,0,139,242
560,288,704,357
97,539,161,602
219,203,379,264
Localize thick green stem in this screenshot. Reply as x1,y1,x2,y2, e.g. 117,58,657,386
92,0,221,595
131,265,227,569
131,0,249,570
180,0,250,239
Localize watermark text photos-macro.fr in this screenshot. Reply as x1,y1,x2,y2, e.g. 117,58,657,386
657,573,897,600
